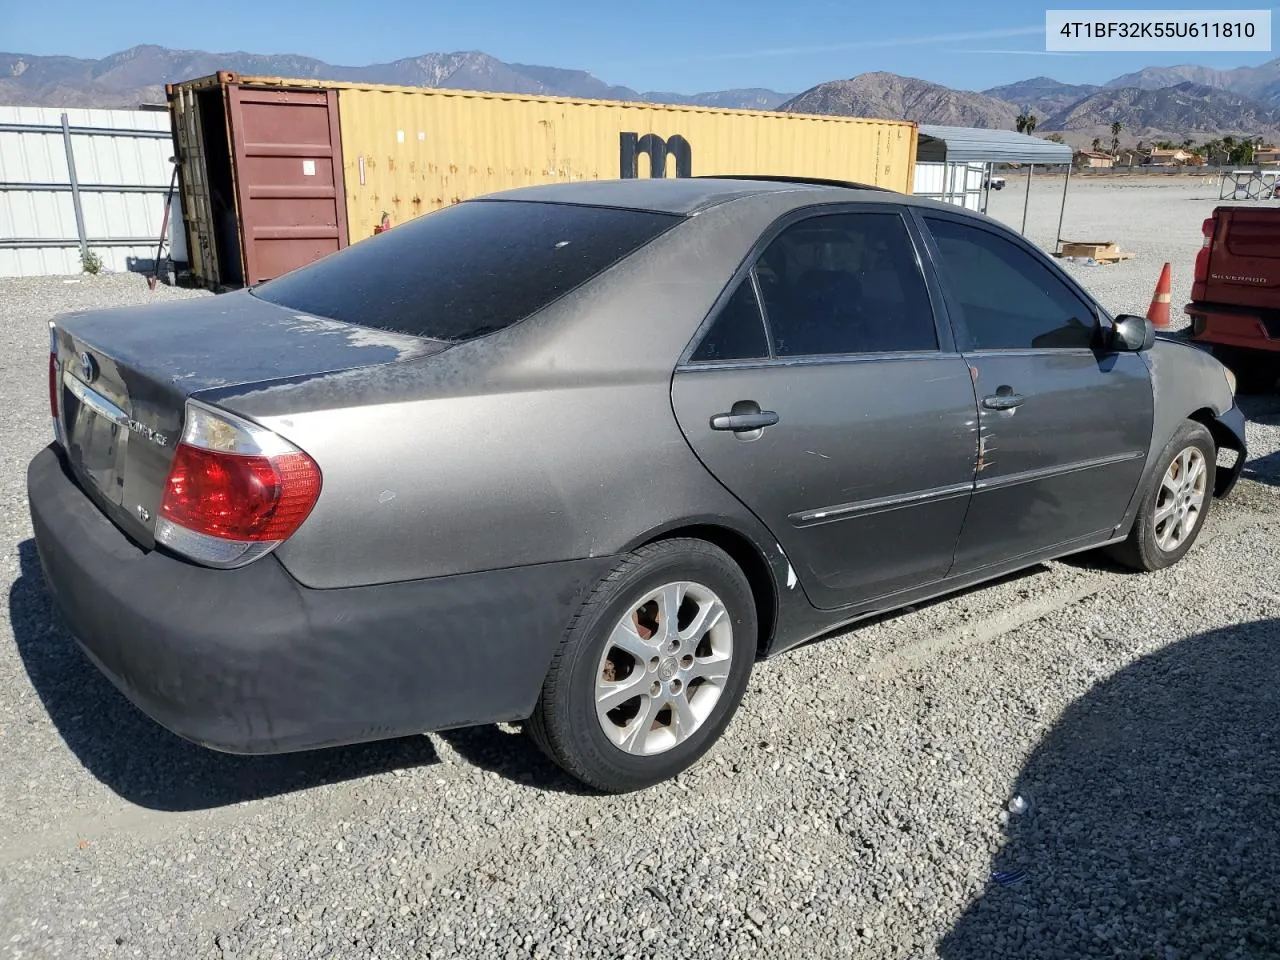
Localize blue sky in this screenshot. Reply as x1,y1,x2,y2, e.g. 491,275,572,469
4,0,1276,93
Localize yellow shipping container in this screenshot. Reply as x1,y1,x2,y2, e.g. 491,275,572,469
167,72,917,289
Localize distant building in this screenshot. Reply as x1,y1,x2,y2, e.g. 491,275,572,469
1146,148,1195,166
1076,151,1115,168
1255,146,1280,166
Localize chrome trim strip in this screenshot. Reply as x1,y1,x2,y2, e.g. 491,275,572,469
963,348,1097,359
677,351,960,374
790,481,975,526
974,450,1146,492
63,370,129,427
788,449,1146,527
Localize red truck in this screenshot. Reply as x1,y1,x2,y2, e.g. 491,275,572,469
1185,206,1280,393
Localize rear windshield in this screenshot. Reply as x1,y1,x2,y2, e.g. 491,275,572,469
251,199,682,341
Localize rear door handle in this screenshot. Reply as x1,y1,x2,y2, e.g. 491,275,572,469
981,393,1025,410
710,411,779,432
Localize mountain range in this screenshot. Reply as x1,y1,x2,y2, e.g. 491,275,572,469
5,44,1280,146
781,74,1280,146
0,46,794,112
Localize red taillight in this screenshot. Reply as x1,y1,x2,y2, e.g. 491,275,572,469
1195,217,1215,273
48,322,59,420
1192,216,1216,300
160,444,321,542
154,402,322,568
48,352,58,418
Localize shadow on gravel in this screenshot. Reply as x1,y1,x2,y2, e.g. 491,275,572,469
9,540,441,812
1053,548,1130,574
436,724,600,796
939,618,1280,959
788,567,1051,655
1241,451,1280,488
1238,394,1280,427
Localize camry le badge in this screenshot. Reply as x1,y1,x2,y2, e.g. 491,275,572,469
126,419,169,447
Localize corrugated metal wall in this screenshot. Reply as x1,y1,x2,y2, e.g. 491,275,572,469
165,74,920,287
0,106,183,277
332,86,917,239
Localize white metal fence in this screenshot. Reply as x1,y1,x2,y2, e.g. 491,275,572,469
913,161,988,212
0,106,185,278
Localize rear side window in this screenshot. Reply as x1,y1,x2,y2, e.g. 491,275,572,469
252,200,681,341
689,280,770,363
753,212,938,357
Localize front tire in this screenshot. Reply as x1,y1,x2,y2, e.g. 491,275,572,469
1107,419,1216,572
527,539,757,793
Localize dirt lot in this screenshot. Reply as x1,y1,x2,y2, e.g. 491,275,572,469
2,177,1279,960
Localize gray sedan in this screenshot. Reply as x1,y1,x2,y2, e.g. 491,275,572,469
28,177,1246,792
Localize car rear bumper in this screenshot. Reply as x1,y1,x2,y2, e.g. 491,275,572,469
27,443,612,755
1184,302,1280,352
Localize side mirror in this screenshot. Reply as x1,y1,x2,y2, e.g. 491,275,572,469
1110,314,1156,352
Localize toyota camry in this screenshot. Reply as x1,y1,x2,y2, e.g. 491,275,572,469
28,176,1247,792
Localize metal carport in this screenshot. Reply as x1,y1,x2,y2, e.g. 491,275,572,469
914,124,1075,253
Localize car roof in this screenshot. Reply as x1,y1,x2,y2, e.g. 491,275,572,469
475,176,905,216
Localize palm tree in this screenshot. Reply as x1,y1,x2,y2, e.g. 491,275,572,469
1026,114,1038,134
1110,120,1123,156
1091,137,1102,152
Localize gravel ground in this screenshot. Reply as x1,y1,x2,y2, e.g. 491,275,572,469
2,180,1280,960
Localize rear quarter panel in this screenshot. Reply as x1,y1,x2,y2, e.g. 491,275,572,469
241,372,760,589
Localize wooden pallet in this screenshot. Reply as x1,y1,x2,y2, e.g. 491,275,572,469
1055,240,1134,263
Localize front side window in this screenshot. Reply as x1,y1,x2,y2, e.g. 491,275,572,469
924,217,1098,351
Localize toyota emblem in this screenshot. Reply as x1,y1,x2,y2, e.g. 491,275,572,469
79,351,97,383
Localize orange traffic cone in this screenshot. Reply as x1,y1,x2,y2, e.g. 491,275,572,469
1147,262,1172,329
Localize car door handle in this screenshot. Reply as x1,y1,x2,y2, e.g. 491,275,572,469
981,393,1025,410
710,411,780,432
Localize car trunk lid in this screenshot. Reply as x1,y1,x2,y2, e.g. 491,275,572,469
52,290,448,549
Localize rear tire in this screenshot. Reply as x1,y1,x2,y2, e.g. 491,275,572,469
527,538,756,793
1107,419,1216,572
1211,345,1276,394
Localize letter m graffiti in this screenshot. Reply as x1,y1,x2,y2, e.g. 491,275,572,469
619,132,693,178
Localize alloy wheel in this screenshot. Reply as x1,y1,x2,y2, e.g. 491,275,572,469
593,581,734,756
1154,446,1207,552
